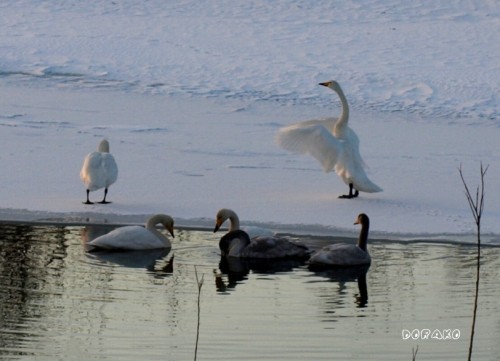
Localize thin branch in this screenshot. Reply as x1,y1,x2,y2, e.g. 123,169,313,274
412,345,419,361
458,163,488,361
194,266,204,361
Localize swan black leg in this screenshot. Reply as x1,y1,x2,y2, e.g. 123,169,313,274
83,189,94,204
98,188,111,204
339,183,359,199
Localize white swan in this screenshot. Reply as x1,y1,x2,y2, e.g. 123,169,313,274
213,208,309,259
80,139,118,204
88,214,175,250
276,81,382,198
308,213,371,268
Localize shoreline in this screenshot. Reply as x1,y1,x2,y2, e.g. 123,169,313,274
2,208,498,247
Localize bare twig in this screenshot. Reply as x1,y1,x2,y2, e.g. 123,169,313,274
412,345,419,361
194,266,204,361
458,163,488,361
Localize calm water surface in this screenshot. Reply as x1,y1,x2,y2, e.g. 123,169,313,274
0,223,499,361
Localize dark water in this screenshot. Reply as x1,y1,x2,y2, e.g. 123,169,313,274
0,223,499,361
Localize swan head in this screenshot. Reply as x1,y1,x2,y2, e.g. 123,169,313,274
354,213,369,226
98,139,110,153
319,80,341,92
213,208,237,233
148,214,175,238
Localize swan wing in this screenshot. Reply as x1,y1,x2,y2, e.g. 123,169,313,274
309,244,370,266
80,152,118,190
276,120,342,173
88,226,166,250
101,153,118,187
242,236,310,259
282,117,338,129
80,152,102,190
242,225,275,238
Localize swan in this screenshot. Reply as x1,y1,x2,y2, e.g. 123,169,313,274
87,214,175,250
80,139,118,204
308,213,371,268
276,80,382,199
213,208,309,259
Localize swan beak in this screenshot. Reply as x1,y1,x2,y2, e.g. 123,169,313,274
354,219,360,225
319,81,330,87
214,216,225,233
168,227,175,238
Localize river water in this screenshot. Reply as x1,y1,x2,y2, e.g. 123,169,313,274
0,223,499,360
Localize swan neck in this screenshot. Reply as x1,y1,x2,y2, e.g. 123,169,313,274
333,87,349,129
146,215,172,246
357,220,369,251
146,215,165,230
228,211,240,232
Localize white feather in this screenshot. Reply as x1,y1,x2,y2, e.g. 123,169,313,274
88,214,174,250
80,139,118,191
276,81,382,194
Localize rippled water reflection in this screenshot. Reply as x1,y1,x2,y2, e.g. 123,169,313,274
0,223,499,360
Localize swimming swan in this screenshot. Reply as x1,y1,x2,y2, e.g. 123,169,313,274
80,139,118,204
88,214,175,250
276,81,382,198
213,208,309,259
308,213,371,268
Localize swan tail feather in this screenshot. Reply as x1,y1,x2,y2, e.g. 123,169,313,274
353,176,383,193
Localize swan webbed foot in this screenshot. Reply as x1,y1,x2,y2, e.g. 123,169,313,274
97,200,112,204
338,193,358,199
339,184,359,199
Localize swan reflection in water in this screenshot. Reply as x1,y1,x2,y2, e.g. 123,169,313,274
214,256,308,292
215,255,368,308
310,264,369,308
87,249,174,275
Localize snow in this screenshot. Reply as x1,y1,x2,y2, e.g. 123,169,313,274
0,0,499,244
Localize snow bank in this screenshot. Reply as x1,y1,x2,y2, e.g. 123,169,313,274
0,1,499,243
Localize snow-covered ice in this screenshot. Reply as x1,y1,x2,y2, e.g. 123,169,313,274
0,1,499,243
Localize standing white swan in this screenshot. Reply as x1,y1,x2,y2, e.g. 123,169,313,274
88,214,175,250
308,213,371,268
213,208,309,259
276,81,382,198
80,139,118,204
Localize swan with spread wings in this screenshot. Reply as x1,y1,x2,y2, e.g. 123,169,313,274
276,81,382,198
